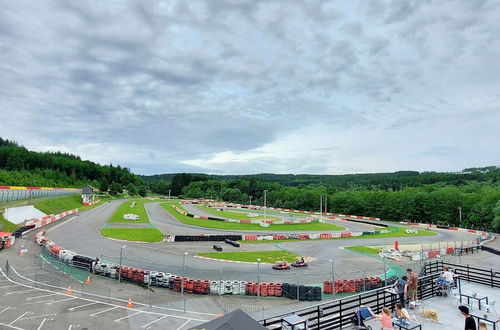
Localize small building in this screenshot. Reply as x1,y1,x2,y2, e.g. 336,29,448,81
81,185,96,204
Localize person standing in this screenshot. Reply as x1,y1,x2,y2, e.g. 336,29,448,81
406,268,418,302
458,305,477,330
393,276,408,307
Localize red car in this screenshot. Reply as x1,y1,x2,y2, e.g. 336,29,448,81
272,261,290,270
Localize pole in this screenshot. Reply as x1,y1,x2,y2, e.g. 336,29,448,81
168,189,171,200
118,245,126,283
325,195,328,213
257,258,261,301
181,252,188,296
264,190,267,220
219,268,222,297
329,259,335,296
295,272,299,302
250,196,252,206
382,257,387,284
458,206,462,224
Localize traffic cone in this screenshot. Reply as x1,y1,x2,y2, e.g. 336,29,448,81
66,285,73,294
127,298,133,308
85,276,91,284
19,249,24,256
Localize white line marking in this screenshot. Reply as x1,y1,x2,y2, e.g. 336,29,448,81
46,297,76,305
176,319,191,330
68,325,72,330
114,311,142,322
0,322,26,330
23,300,55,305
21,313,56,320
6,289,39,295
89,306,119,317
0,306,13,314
9,311,30,325
36,318,47,330
26,293,58,300
0,285,19,289
140,315,168,328
68,302,98,311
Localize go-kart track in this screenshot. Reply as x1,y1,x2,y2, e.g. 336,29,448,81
40,199,481,286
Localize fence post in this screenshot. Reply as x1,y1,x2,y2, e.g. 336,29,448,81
491,269,494,288
467,265,470,283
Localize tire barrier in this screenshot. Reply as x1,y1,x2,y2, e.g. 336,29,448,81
174,235,243,242
12,224,36,238
281,283,322,301
224,239,240,247
324,276,384,294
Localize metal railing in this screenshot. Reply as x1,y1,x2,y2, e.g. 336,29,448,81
423,260,500,288
259,271,448,329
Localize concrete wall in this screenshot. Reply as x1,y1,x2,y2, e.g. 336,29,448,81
3,205,46,224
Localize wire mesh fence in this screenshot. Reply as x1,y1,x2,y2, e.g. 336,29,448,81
0,188,79,203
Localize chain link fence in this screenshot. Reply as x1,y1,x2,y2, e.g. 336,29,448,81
0,188,80,203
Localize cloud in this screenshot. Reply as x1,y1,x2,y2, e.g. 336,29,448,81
0,0,499,175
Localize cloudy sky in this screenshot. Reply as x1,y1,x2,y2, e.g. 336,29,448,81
1,1,499,175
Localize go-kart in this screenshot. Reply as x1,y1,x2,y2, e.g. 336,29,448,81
272,261,290,270
291,260,308,267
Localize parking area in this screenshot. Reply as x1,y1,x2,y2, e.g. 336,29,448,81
0,274,211,330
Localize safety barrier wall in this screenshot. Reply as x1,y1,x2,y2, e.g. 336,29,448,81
24,209,78,231
0,186,81,203
400,221,490,241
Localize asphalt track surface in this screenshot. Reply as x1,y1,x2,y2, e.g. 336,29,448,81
40,199,478,284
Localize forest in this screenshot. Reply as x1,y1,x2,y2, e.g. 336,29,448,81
0,138,141,189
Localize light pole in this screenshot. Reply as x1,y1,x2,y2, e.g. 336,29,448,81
295,272,300,302
168,189,171,200
118,245,127,283
257,258,261,301
458,206,462,224
320,195,323,221
328,259,335,296
181,252,188,296
249,195,252,206
263,190,268,220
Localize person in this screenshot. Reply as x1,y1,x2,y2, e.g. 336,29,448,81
300,256,305,263
394,303,410,325
436,267,454,285
369,307,394,330
478,321,487,330
459,305,477,330
393,276,408,307
406,268,418,302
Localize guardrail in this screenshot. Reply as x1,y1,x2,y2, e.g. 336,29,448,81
259,272,444,329
422,260,500,288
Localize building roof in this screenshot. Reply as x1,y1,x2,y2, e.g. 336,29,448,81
189,309,267,330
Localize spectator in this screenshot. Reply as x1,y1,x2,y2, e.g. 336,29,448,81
393,276,408,307
394,303,410,325
458,305,476,330
478,321,487,330
436,267,454,285
406,268,418,302
369,307,394,330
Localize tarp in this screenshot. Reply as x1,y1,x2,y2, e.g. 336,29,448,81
189,309,267,330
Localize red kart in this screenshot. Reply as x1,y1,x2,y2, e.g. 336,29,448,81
291,260,308,267
272,261,290,270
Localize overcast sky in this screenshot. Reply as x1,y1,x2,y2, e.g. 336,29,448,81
1,1,499,175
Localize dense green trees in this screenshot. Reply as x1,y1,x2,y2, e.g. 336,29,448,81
0,138,142,188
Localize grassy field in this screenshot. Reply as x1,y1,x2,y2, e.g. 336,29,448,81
345,246,380,254
197,250,299,263
240,226,437,244
33,194,114,214
107,200,151,223
0,214,20,232
100,227,164,242
196,205,280,220
161,203,344,231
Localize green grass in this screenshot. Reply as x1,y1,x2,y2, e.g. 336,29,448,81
345,246,380,254
100,227,164,242
240,226,437,243
0,214,20,232
197,250,299,263
161,203,344,231
196,205,280,220
33,194,114,214
107,200,151,223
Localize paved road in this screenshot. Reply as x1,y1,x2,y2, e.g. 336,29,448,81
38,199,479,284
0,268,211,330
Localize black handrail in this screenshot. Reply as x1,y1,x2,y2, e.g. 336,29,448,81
423,260,500,288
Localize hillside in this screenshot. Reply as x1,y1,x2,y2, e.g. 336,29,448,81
0,137,142,188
